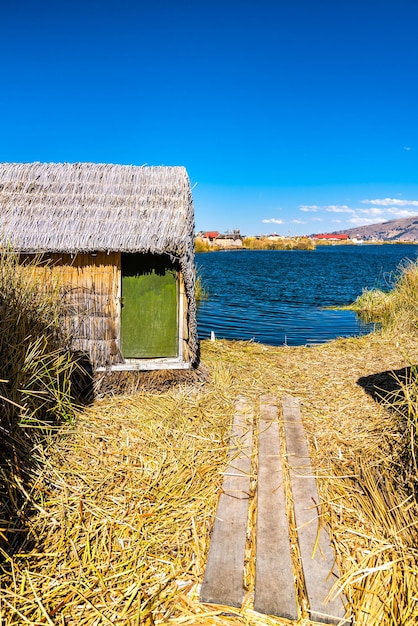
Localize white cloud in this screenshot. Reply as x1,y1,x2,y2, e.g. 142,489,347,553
300,204,355,214
290,196,418,233
299,205,319,212
359,208,385,216
388,208,418,218
349,217,382,226
325,205,355,214
404,146,412,151
362,197,418,207
262,218,284,224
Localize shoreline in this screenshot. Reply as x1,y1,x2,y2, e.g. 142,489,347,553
196,239,418,252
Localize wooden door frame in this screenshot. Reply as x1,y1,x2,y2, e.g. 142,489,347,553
97,253,188,371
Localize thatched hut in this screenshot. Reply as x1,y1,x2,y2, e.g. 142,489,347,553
0,162,198,371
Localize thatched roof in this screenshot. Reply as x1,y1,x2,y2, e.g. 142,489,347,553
0,162,194,255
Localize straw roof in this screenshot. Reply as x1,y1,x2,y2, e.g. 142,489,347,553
0,162,194,255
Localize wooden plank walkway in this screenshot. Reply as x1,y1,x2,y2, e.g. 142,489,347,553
282,396,346,624
200,396,253,607
200,395,351,625
254,395,297,619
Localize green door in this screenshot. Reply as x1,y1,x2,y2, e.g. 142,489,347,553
121,254,178,358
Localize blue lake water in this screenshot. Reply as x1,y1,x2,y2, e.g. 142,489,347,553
195,244,418,346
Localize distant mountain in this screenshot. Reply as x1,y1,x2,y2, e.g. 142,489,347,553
332,215,418,242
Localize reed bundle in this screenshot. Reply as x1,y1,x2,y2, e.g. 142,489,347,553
1,329,418,624
1,385,233,625
0,251,81,565
242,237,315,251
347,258,418,334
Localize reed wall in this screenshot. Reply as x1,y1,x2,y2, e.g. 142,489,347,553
23,252,193,369
50,252,122,367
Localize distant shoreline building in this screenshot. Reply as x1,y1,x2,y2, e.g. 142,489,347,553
197,229,243,248
312,233,349,241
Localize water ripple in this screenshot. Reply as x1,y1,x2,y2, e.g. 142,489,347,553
196,245,418,346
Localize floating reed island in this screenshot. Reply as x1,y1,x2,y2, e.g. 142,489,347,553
1,201,418,623
1,332,418,625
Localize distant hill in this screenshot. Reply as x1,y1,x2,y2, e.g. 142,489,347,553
332,215,418,242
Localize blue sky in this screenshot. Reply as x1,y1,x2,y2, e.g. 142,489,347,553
1,0,418,236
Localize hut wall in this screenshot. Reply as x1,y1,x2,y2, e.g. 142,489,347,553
20,251,194,370
49,252,123,368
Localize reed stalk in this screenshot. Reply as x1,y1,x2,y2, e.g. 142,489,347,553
345,259,418,491
195,239,213,253
242,237,315,251
347,259,418,331
195,273,208,302
0,249,81,562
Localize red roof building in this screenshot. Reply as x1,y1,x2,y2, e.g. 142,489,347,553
201,231,219,241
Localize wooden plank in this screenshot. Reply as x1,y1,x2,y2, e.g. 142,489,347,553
254,396,298,620
282,396,349,625
200,397,253,608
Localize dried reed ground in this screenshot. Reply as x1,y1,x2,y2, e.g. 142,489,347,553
1,331,418,625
